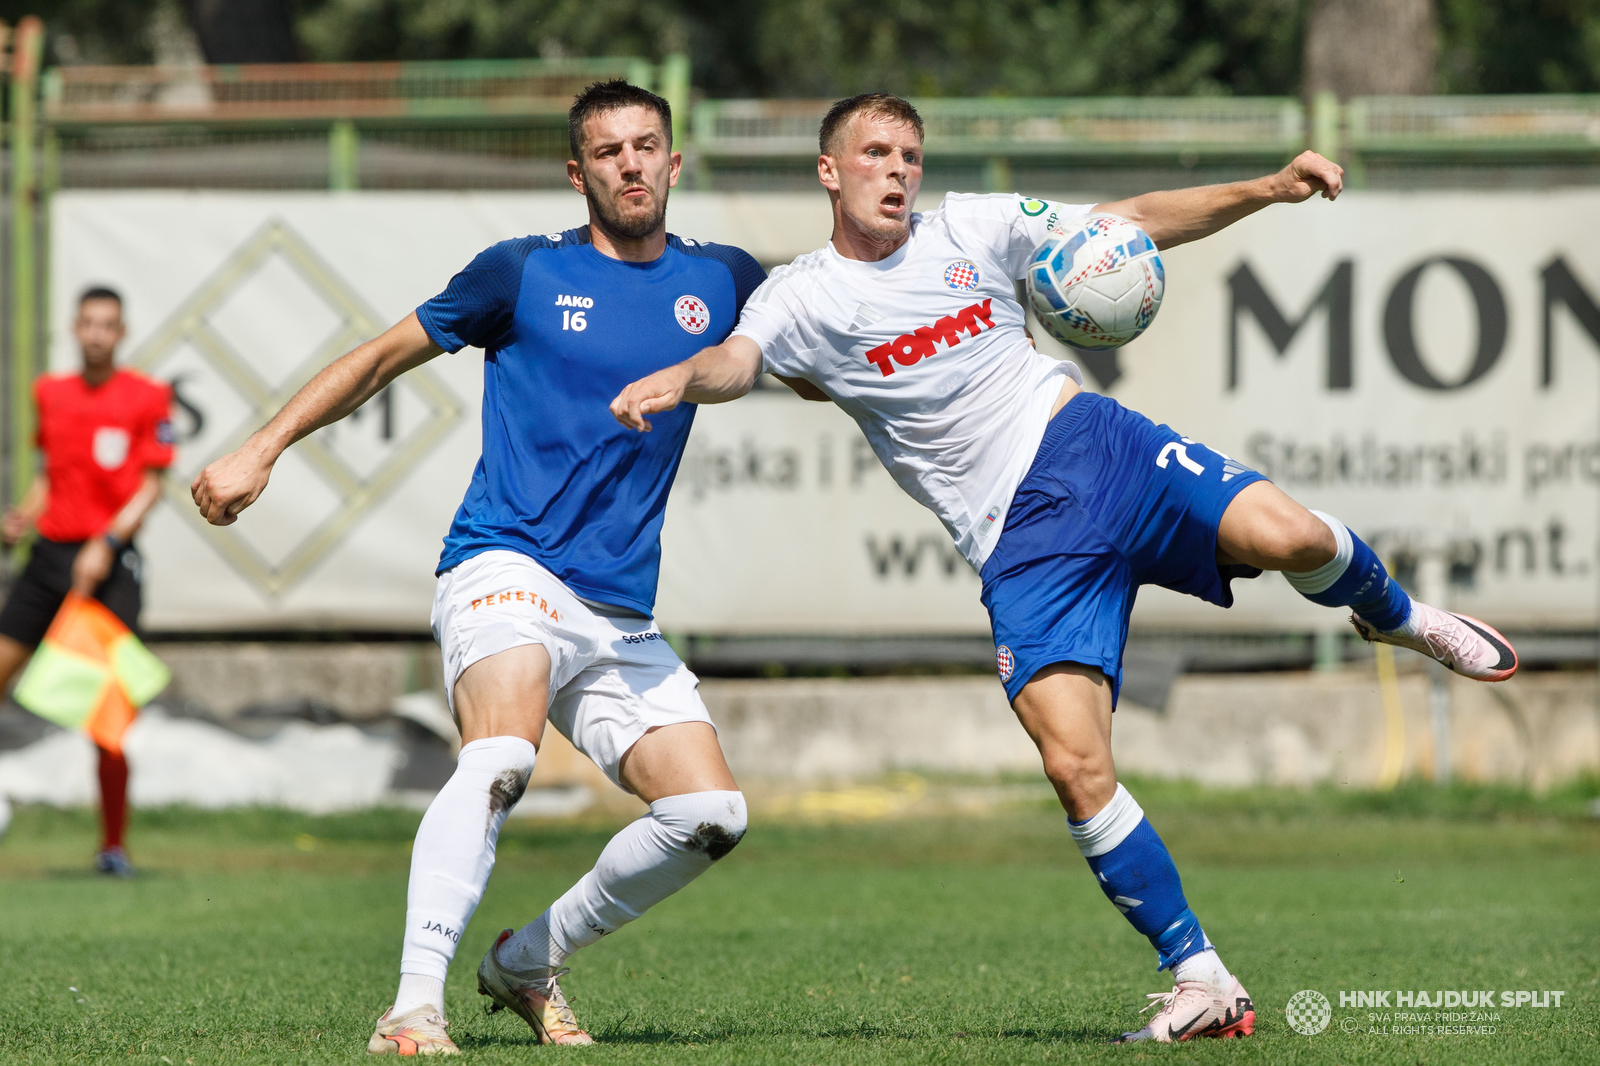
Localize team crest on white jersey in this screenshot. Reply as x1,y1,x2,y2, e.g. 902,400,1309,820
675,295,710,334
944,260,980,291
996,645,1015,682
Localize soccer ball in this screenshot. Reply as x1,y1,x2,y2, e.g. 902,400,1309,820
1026,213,1164,350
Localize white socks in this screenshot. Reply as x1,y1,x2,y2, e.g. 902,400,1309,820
497,790,748,972
1173,948,1233,990
392,760,746,1014
392,974,446,1017
395,735,537,1008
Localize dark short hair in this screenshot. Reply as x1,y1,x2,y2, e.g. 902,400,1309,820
568,79,672,159
819,93,924,156
79,285,122,306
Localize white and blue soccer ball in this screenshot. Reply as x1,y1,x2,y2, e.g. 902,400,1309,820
1026,213,1164,350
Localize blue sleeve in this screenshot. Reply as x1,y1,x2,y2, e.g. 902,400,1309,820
674,238,767,319
416,236,543,353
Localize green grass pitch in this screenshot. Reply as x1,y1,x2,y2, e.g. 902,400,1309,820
2,778,1596,1064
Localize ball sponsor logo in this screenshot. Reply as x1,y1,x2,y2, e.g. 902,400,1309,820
675,294,711,334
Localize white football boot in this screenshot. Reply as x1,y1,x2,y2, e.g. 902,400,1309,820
366,1005,459,1056
477,930,594,1045
1350,601,1518,682
1115,977,1255,1043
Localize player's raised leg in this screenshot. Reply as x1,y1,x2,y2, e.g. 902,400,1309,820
369,644,549,1056
1011,666,1255,1043
477,720,744,1046
1216,482,1517,681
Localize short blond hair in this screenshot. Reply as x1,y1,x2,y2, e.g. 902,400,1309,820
819,93,924,156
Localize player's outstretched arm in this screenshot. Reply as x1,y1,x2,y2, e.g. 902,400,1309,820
191,312,443,525
1095,149,1343,250
610,335,764,432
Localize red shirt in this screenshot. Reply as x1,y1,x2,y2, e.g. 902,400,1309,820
35,369,174,543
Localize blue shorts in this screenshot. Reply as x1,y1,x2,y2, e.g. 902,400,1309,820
980,392,1267,704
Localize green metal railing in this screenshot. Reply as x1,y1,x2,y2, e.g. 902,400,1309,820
694,96,1307,190
43,56,660,127
1344,93,1600,184
696,96,1305,159
41,56,675,194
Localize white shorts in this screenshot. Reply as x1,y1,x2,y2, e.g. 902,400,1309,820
431,549,713,790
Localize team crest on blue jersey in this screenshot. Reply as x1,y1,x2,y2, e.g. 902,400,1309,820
996,645,1015,682
944,260,980,291
675,294,710,334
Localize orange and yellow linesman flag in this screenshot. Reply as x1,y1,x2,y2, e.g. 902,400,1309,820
12,593,170,754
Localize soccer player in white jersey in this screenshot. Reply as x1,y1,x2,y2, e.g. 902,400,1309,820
611,93,1519,1044
193,82,765,1055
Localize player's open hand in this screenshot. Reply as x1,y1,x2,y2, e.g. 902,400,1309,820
1275,150,1343,203
191,446,273,526
1,507,32,545
611,364,690,432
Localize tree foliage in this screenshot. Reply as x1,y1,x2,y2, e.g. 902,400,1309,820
6,0,1600,98
0,0,165,64
1437,0,1600,93
287,0,1308,97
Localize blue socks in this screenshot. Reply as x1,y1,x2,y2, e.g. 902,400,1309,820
1283,511,1412,632
1069,783,1212,970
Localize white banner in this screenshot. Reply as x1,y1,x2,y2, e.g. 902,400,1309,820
49,190,1600,633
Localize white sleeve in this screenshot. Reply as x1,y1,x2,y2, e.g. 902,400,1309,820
732,273,816,379
948,193,1096,280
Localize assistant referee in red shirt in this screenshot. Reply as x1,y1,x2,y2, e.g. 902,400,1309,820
0,287,172,877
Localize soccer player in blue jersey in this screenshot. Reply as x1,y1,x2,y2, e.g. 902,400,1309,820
192,81,766,1055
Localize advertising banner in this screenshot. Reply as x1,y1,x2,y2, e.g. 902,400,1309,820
49,190,1600,633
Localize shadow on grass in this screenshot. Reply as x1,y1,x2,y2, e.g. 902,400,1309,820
476,1023,1122,1048
459,1025,743,1050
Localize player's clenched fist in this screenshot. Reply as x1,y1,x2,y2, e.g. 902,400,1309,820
191,446,273,526
610,363,691,432
1274,150,1343,203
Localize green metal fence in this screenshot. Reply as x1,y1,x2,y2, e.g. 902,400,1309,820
43,56,667,191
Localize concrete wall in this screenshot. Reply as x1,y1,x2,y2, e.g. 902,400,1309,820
700,670,1600,791
147,643,1599,792
151,642,440,720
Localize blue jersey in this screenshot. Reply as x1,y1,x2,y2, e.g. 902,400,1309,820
418,226,765,616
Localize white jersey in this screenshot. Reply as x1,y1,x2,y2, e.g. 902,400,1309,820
733,192,1093,569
